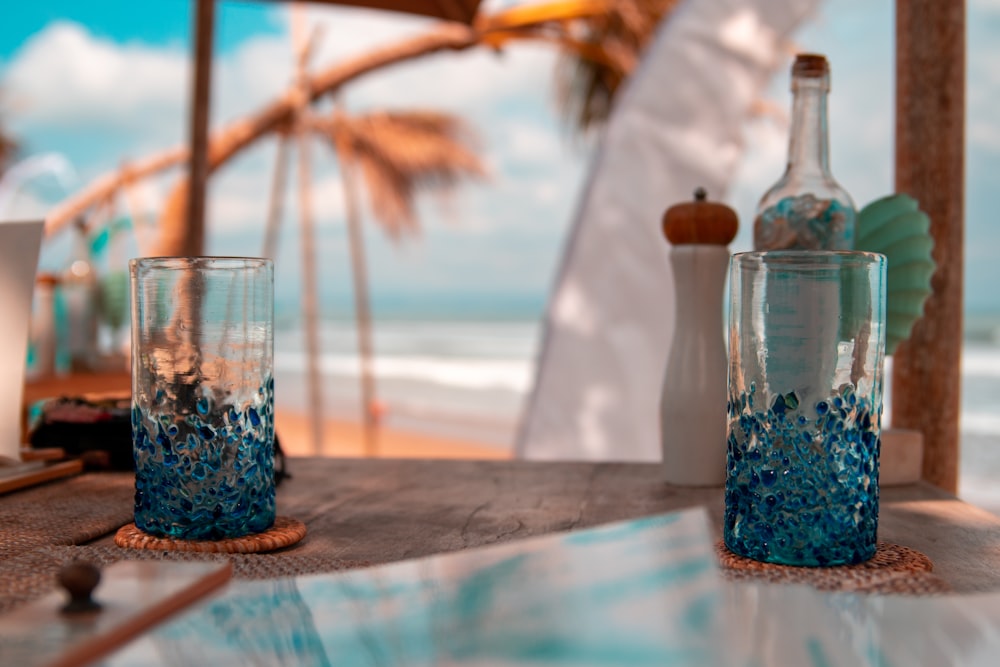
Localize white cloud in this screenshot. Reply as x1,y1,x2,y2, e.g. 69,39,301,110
294,6,559,116
2,12,579,234
500,120,563,166
207,137,349,235
532,181,560,205
213,35,296,125
5,22,186,132
17,2,996,314
972,0,1000,12
970,120,1000,152
968,16,1000,151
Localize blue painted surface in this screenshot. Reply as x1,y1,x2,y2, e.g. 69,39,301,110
124,509,724,666
106,507,1000,667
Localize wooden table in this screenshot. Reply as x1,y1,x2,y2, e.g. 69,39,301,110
6,457,998,596
14,457,1000,667
82,457,997,594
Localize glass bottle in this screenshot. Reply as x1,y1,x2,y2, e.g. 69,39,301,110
753,54,856,250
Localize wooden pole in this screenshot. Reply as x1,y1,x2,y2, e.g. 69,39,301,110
336,126,380,457
262,134,291,259
893,0,965,492
296,133,324,456
289,5,325,456
185,0,215,257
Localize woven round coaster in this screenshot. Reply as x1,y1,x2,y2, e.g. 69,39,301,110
115,516,306,554
715,541,950,594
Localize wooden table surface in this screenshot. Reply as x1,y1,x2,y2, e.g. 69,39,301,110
118,457,999,594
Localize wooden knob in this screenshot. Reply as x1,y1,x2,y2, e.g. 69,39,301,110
662,187,739,245
59,561,102,614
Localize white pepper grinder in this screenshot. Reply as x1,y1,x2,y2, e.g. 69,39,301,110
659,188,738,486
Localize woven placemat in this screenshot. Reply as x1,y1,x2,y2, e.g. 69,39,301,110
716,541,951,594
115,516,307,554
0,473,134,561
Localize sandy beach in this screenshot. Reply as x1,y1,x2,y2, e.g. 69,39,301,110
274,409,512,460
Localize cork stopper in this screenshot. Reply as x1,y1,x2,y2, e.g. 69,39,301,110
661,187,738,246
792,53,829,78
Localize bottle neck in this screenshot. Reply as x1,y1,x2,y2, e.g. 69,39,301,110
786,77,830,177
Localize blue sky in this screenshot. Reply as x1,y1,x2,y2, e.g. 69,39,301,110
1,0,998,319
0,1,283,56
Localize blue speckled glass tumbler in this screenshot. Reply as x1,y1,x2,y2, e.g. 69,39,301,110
130,257,275,540
724,251,886,566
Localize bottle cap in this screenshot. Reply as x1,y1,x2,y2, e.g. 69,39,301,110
792,53,829,78
662,187,738,246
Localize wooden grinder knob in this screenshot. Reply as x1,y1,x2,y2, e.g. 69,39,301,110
662,187,739,246
59,561,102,614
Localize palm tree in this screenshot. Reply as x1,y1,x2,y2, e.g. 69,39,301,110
37,1,676,454
310,107,487,455
45,0,677,243
257,11,487,456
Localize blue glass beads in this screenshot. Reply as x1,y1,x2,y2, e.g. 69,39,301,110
723,383,879,566
132,376,276,540
755,194,854,251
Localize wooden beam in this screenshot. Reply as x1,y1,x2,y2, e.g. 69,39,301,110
184,0,216,257
296,133,324,456
892,0,965,492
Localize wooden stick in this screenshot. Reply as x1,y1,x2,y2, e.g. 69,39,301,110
336,115,380,458
296,132,324,456
45,148,186,239
262,134,291,260
892,0,965,492
184,0,216,257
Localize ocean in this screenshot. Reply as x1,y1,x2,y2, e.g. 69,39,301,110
274,318,537,447
272,313,1000,513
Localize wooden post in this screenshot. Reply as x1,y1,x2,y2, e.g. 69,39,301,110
262,134,291,259
296,133,325,456
184,0,215,257
337,127,380,458
893,0,965,492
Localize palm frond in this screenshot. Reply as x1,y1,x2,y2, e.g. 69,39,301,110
555,0,679,134
315,110,488,239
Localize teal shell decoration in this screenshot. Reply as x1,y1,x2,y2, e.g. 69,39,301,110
855,194,935,355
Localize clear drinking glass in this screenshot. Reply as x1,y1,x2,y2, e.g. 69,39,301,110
130,257,275,540
724,251,886,566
